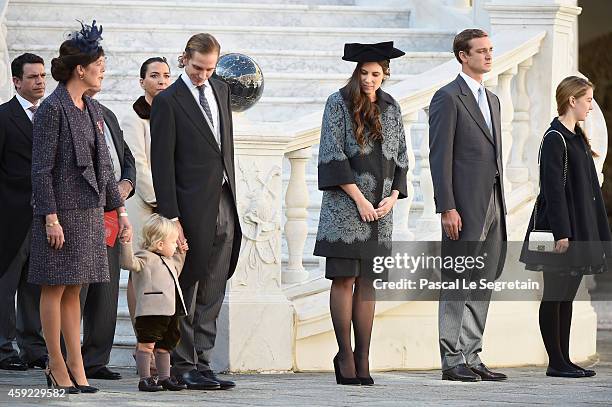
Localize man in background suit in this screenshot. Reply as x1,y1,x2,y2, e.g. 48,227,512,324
151,33,242,390
0,53,48,371
429,29,507,382
80,86,136,380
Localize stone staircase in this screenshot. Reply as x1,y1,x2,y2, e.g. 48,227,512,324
6,0,458,366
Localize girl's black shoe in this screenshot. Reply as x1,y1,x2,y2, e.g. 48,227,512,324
546,366,586,378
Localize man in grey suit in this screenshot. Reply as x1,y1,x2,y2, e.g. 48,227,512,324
429,29,507,382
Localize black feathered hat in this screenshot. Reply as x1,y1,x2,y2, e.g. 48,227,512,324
342,41,405,63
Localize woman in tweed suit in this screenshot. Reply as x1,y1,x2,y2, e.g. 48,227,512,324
28,21,132,393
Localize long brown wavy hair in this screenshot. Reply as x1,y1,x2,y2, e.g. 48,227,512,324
346,60,390,148
556,76,598,157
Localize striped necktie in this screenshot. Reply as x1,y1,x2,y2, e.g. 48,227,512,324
197,84,214,127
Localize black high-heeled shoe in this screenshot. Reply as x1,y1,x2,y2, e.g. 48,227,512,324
45,368,79,394
66,367,99,393
332,354,360,385
353,353,374,385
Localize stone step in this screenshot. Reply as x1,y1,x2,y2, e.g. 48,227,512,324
71,70,412,99
9,45,452,76
7,21,456,53
7,0,410,28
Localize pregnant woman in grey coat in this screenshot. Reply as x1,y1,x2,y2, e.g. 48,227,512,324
314,42,408,385
28,21,132,393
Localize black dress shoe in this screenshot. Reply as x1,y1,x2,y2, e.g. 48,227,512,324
159,376,187,391
546,366,586,378
0,356,28,371
199,370,235,389
139,377,164,392
470,363,507,381
86,366,122,380
176,369,220,390
27,355,48,370
442,364,481,382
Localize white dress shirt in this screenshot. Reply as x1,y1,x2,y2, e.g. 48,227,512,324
459,71,492,133
180,73,220,142
15,92,40,122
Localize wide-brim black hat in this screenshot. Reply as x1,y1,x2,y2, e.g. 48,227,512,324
342,41,405,63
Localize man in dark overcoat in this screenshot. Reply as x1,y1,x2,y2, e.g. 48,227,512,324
80,86,136,380
0,53,48,371
150,33,242,390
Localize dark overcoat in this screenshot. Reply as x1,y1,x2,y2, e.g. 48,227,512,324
100,103,136,200
0,97,34,276
313,86,409,259
520,118,612,271
150,77,242,288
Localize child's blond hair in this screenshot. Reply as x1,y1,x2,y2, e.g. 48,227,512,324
141,214,177,251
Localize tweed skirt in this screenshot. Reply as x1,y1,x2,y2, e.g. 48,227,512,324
28,207,110,286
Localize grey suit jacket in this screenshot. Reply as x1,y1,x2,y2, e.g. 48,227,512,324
428,74,506,240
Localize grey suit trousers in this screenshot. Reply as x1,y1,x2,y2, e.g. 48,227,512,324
0,230,46,363
80,241,121,373
438,182,505,371
172,183,235,375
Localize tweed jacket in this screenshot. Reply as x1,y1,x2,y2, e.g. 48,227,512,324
31,84,123,216
313,86,409,259
120,241,187,318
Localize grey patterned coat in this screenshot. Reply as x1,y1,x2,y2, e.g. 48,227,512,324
314,86,409,259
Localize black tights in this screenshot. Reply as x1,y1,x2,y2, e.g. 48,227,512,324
329,276,375,378
539,272,584,371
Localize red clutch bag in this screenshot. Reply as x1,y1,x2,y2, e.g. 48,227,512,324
104,211,119,247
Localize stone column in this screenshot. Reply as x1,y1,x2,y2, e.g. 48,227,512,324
496,67,517,194
415,108,439,235
212,137,294,372
283,147,312,284
486,0,581,180
393,111,418,241
508,57,533,186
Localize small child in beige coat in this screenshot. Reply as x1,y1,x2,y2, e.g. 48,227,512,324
120,214,188,392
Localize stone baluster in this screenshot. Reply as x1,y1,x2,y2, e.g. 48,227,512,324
508,57,533,185
415,108,438,235
393,111,418,241
282,147,311,284
496,67,517,194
